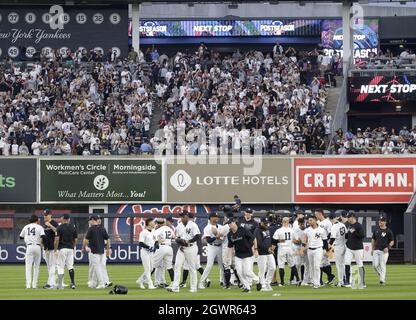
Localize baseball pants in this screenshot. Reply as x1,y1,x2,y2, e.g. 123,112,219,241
301,249,311,283
234,256,256,290
43,250,56,287
88,252,97,286
307,248,323,287
277,246,295,268
200,245,223,284
90,253,107,287
373,250,389,283
257,254,276,288
334,245,346,284
102,255,110,284
139,249,154,287
345,248,364,267
57,248,74,275
183,254,201,270
171,245,198,291
25,245,41,289
153,245,173,285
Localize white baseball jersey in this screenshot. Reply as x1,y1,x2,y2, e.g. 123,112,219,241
220,223,230,247
20,223,45,245
139,229,155,248
175,220,200,241
203,223,224,246
273,226,294,247
318,218,332,238
293,228,305,250
304,226,327,248
153,225,174,246
330,222,347,247
292,220,299,230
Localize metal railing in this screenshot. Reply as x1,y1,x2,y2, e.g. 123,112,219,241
326,76,348,154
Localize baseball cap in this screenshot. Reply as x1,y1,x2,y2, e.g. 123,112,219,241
89,215,99,221
227,218,236,224
179,210,189,217
294,210,304,216
166,217,173,222
43,209,52,216
223,205,232,213
209,212,219,219
347,212,356,218
379,216,387,222
245,208,253,214
62,213,70,220
340,210,349,218
260,217,269,223
155,218,165,224
188,212,195,219
328,212,337,220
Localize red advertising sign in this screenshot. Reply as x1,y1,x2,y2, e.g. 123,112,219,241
294,158,416,203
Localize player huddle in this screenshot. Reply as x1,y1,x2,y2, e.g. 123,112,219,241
20,210,112,290
136,206,395,293
19,207,394,293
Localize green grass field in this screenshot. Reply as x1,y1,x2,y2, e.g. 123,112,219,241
0,264,415,300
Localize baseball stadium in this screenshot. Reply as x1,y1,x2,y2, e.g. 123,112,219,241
1,0,416,306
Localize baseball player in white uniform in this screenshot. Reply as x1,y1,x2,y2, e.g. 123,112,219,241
272,217,298,286
292,218,310,285
42,209,59,289
315,209,336,285
20,215,46,289
302,215,328,289
329,212,347,287
152,218,175,287
199,212,224,289
167,210,201,293
137,218,157,289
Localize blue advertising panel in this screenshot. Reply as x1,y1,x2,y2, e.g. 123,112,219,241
135,19,322,37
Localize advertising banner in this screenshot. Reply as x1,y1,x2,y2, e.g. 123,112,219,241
0,159,37,203
166,158,292,203
0,5,128,59
0,244,142,263
294,157,416,203
39,159,163,203
137,19,322,37
321,18,379,59
349,75,416,103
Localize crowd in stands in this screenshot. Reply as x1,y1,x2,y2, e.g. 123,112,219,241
356,47,416,69
0,48,153,156
329,126,416,154
0,43,331,156
148,42,331,155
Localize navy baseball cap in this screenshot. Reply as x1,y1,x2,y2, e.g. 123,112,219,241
166,217,173,222
260,217,269,223
340,210,349,218
379,216,387,222
209,212,219,219
179,210,189,217
227,218,236,224
295,210,304,216
62,214,70,220
328,212,337,220
347,212,356,218
43,209,52,215
89,215,99,221
246,208,253,213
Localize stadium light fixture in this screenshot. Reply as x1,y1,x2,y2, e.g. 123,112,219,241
396,105,402,112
